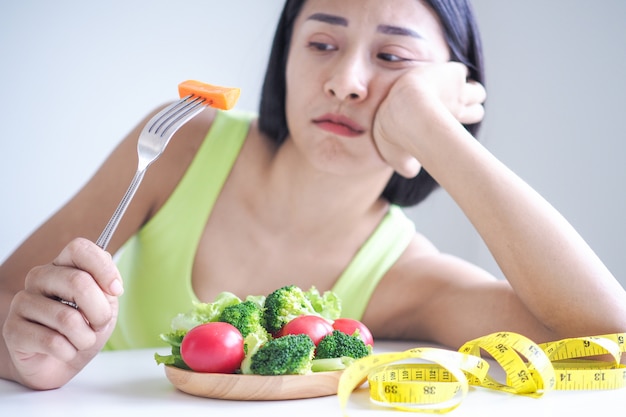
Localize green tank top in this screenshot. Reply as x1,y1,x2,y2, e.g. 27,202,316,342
106,110,415,350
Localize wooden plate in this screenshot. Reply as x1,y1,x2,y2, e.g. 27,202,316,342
164,366,344,400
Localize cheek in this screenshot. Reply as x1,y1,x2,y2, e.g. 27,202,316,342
286,57,311,106
285,48,315,90
285,85,309,139
285,56,322,127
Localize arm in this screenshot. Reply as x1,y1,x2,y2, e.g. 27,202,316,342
365,248,557,347
0,105,212,389
370,63,626,344
0,112,145,388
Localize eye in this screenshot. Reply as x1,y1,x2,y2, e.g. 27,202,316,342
307,41,337,52
377,52,409,63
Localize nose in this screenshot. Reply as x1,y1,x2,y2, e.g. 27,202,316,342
324,55,368,102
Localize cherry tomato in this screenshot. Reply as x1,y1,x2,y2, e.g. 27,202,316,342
279,315,334,345
180,322,245,373
332,318,374,347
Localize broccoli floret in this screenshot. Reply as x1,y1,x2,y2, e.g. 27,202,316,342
218,300,272,374
263,285,322,333
239,331,270,374
218,300,267,338
315,330,371,360
250,334,315,375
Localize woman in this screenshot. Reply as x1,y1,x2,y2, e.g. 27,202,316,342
1,0,625,390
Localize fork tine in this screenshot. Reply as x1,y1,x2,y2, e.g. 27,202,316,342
147,95,195,128
156,98,207,137
149,96,206,136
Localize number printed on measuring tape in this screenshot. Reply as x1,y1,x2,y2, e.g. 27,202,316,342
337,332,626,415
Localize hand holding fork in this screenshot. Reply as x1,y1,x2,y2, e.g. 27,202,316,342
59,81,240,308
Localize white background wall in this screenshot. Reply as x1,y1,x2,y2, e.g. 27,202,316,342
1,1,624,288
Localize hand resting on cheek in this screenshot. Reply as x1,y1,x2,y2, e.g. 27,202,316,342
373,62,487,178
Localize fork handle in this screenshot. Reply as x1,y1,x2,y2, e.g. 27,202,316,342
96,169,146,251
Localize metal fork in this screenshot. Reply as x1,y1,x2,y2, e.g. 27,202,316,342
56,95,208,310
95,95,208,250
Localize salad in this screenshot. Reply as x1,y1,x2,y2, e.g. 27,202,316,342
155,285,373,375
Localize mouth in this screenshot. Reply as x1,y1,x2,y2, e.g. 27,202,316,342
312,113,366,138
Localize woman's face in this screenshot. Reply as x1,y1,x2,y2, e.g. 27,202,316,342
285,0,450,177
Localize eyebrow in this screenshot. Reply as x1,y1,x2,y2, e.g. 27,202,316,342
307,12,348,26
306,13,423,39
377,24,424,39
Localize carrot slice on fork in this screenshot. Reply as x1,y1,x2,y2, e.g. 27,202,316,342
178,80,240,110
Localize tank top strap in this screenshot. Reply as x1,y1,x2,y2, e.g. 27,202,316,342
331,205,415,320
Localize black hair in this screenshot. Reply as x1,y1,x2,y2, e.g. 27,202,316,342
258,0,485,207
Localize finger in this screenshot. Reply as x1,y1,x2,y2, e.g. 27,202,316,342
374,132,422,178
5,318,79,364
466,80,487,105
458,80,486,124
5,292,85,362
387,148,421,178
13,289,97,351
458,103,485,125
25,263,116,332
53,237,123,297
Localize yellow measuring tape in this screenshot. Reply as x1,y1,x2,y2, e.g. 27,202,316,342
337,332,625,414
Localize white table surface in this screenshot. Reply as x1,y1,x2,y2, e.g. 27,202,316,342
1,340,623,416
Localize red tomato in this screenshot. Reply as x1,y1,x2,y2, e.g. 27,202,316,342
280,315,334,345
180,322,245,373
332,318,374,347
